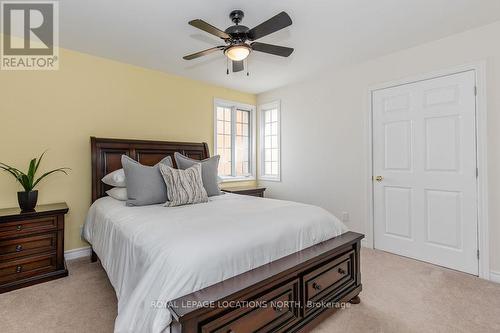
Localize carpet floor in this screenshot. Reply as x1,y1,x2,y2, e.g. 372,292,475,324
1,249,499,333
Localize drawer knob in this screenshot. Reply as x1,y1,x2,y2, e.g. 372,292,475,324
16,225,23,231
15,245,23,252
273,306,283,313
312,282,322,290
16,265,22,273
338,267,346,275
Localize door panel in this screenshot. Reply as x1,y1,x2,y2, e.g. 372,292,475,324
384,187,412,239
384,121,412,170
425,116,460,171
373,70,478,275
425,189,462,249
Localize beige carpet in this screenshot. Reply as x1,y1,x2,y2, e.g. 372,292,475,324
1,249,499,333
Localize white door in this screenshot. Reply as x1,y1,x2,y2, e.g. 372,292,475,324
372,70,478,275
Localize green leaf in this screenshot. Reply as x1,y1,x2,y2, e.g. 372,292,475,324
0,164,25,181
20,174,32,191
34,151,46,176
27,158,37,185
31,168,70,189
0,162,22,176
0,166,23,180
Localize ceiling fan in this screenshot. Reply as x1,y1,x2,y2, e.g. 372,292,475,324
183,10,294,74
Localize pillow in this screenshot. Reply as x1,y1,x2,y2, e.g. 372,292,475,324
159,163,208,207
106,187,128,201
174,152,222,196
121,155,173,206
102,169,126,187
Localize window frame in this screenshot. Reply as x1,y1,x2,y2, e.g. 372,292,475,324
213,98,256,182
258,100,281,182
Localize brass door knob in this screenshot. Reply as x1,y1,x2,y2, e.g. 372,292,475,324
374,176,383,182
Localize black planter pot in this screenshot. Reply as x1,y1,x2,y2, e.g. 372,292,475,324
17,190,38,212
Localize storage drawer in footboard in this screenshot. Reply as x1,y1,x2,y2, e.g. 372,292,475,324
201,279,300,333
302,250,356,316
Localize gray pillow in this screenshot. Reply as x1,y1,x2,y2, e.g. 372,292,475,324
159,163,208,207
174,152,221,196
121,155,173,206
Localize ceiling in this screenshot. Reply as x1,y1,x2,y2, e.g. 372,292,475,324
60,0,500,94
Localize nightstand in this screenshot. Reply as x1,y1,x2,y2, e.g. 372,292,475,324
0,202,69,293
222,186,266,197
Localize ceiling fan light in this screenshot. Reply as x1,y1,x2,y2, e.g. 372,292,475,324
225,45,250,61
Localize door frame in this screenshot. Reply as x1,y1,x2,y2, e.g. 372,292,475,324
365,62,489,279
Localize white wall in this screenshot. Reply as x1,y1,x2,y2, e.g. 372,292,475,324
258,21,500,273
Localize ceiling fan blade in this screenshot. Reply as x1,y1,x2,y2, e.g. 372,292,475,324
189,19,231,40
251,42,294,57
183,46,224,60
247,12,292,41
232,60,244,72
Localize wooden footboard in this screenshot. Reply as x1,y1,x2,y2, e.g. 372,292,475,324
168,231,364,333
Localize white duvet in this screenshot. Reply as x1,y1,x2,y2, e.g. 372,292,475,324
83,193,347,333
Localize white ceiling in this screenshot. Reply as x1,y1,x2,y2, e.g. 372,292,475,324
60,0,500,94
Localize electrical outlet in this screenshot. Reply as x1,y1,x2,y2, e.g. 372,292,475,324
341,212,350,223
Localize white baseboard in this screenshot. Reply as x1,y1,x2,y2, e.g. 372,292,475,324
64,246,91,260
490,270,500,284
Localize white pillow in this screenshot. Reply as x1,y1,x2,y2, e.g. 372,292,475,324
102,169,126,187
106,187,128,201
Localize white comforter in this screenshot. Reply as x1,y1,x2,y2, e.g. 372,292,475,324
83,193,347,333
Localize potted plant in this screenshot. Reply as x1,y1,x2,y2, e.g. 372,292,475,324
0,152,69,211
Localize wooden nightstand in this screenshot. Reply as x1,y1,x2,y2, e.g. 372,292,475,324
222,186,266,197
0,202,69,293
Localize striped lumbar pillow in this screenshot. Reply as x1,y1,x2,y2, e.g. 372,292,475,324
159,163,208,207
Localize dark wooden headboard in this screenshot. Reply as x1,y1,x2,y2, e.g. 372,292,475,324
91,137,209,203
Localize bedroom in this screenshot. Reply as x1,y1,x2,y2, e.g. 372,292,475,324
0,0,500,332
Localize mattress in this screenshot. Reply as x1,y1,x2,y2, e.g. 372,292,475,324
83,193,347,333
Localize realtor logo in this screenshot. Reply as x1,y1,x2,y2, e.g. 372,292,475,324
1,1,59,70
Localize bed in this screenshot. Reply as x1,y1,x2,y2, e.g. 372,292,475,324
85,137,363,333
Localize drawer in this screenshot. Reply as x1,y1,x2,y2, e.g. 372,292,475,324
202,279,300,333
0,233,57,261
0,216,57,240
0,253,57,284
302,250,355,315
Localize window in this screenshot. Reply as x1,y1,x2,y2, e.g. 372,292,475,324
214,99,255,181
259,101,281,181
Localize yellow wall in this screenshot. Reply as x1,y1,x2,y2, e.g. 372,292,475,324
0,47,256,251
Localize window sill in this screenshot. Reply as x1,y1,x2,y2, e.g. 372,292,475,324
219,176,256,183
258,176,281,182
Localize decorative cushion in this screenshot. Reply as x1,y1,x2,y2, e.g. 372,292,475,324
159,163,208,207
102,169,126,187
106,187,128,201
174,152,222,196
121,155,173,206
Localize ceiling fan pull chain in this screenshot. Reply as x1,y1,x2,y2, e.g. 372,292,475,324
246,58,249,76
226,57,229,75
